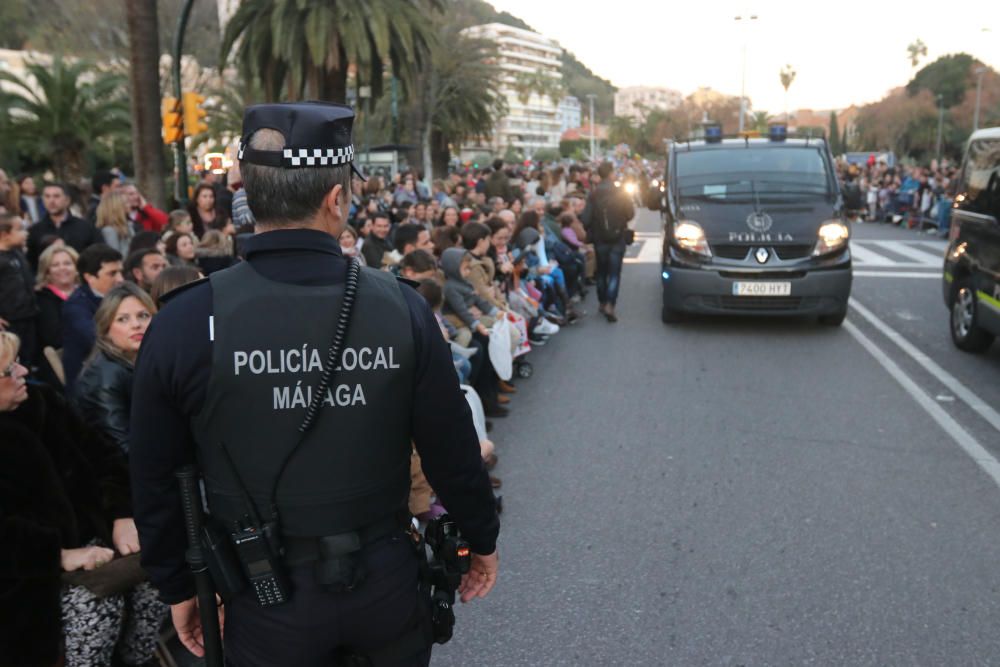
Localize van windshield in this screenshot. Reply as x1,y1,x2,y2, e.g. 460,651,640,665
676,146,832,200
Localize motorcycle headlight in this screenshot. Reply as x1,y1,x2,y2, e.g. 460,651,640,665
651,179,660,188
673,221,711,257
614,180,622,188
813,221,850,256
624,182,637,195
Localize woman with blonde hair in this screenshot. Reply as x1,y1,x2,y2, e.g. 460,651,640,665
96,191,135,256
35,244,80,386
73,283,156,455
195,228,237,275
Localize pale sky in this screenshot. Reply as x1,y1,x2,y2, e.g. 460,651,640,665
490,0,1000,114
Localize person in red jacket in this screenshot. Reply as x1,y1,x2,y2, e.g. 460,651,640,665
122,183,168,233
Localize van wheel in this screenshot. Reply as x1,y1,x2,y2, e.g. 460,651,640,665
950,282,995,353
661,305,684,324
818,307,847,326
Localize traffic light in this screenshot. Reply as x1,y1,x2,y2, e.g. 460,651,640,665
182,92,208,137
161,97,183,144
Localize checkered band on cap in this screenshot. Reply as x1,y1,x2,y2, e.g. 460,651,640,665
284,146,355,167
237,142,355,168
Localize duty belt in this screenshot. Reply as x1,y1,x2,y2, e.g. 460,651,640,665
282,514,408,567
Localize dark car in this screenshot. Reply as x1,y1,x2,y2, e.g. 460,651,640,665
655,127,852,325
943,127,1000,353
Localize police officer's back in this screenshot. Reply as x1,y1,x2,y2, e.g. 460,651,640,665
130,102,499,666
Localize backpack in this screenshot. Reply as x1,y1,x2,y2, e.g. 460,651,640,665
593,189,623,243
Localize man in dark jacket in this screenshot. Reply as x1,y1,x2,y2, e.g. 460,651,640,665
361,210,394,268
86,170,118,224
483,159,513,203
62,245,124,391
28,182,103,269
582,162,635,322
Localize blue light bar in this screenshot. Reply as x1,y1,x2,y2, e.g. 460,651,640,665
768,123,788,142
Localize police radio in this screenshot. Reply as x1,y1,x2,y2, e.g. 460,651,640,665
231,521,289,606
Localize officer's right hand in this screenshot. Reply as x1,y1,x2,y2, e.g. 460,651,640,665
459,550,498,603
172,595,225,657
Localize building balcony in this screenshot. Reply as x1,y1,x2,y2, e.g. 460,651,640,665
495,34,562,55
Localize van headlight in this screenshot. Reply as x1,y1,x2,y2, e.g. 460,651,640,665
814,221,850,256
673,221,711,257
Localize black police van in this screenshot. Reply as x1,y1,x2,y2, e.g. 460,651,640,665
943,127,1000,353
654,124,852,325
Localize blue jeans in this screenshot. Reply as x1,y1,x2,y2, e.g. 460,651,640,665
594,241,626,306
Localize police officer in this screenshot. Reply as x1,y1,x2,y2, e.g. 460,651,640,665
130,102,499,666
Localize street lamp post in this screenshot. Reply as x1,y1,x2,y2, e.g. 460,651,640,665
734,14,758,133
973,66,987,132
587,93,597,161
172,0,196,206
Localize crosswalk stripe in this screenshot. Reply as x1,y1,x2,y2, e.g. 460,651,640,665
849,243,898,267
915,241,947,256
868,241,943,266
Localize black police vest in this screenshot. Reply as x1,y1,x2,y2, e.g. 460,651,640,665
193,261,415,537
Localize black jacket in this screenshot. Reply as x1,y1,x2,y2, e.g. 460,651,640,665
131,229,499,604
361,234,393,268
195,253,238,276
582,181,635,243
26,213,102,269
0,383,132,665
74,350,134,455
61,283,102,392
35,286,68,351
0,248,38,321
484,170,513,203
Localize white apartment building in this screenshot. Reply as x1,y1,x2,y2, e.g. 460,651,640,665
460,23,564,159
614,85,683,122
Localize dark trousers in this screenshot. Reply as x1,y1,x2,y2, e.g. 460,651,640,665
594,241,626,306
224,536,431,667
470,331,499,406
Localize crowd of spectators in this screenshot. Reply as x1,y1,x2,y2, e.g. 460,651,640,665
836,157,959,237
0,154,616,665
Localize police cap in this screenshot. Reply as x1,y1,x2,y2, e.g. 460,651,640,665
237,101,364,178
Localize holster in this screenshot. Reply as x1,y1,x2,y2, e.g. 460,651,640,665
315,532,365,593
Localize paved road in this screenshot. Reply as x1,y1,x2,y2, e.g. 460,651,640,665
437,209,1000,666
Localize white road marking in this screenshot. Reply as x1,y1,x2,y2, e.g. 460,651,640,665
849,298,1000,434
849,243,898,267
844,319,1000,489
869,241,945,266
916,241,948,256
624,238,661,264
853,271,940,279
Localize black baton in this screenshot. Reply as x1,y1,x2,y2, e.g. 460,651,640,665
176,465,224,667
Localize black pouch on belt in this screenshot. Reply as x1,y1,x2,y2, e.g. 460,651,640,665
315,532,365,593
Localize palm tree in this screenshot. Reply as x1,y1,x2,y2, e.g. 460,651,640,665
907,39,928,68
779,64,796,120
751,111,772,133
417,24,506,179
125,0,167,208
220,0,439,104
0,57,130,182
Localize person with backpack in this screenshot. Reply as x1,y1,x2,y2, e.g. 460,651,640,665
582,162,635,322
